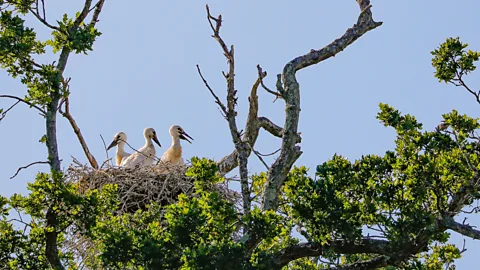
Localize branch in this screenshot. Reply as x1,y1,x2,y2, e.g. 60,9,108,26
328,256,390,270
0,95,46,115
261,0,382,212
0,100,20,121
442,216,480,240
10,161,49,179
89,0,105,27
271,239,393,268
217,70,276,174
257,65,283,101
196,64,227,116
204,5,250,214
28,2,61,32
59,96,99,169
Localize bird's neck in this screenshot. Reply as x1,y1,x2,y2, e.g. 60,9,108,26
117,142,126,154
171,136,181,149
145,137,153,147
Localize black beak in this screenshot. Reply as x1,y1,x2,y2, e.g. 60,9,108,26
179,131,193,144
107,139,118,150
152,135,161,147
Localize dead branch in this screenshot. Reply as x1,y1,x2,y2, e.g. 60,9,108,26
0,95,46,115
204,5,250,214
59,94,99,169
261,0,382,212
10,161,50,179
0,100,20,121
257,65,283,101
196,64,227,116
89,0,106,27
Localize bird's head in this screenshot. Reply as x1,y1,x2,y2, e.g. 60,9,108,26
170,125,193,144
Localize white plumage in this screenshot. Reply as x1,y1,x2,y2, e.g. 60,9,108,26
160,125,193,166
121,128,161,168
107,132,131,166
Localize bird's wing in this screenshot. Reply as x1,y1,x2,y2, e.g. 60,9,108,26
121,152,145,168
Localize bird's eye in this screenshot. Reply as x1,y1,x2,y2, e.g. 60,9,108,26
117,136,120,139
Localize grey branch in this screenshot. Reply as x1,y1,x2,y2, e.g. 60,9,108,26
257,65,283,100
0,95,46,115
328,256,390,270
261,0,382,212
442,216,480,240
271,239,393,268
204,5,251,214
89,0,105,27
59,96,99,169
10,161,50,179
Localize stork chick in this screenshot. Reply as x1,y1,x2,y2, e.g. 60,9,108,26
121,128,161,168
160,125,193,166
107,132,131,166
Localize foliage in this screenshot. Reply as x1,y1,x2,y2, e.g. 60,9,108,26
1,1,480,268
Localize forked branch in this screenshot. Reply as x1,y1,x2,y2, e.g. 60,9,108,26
261,0,382,212
203,5,251,214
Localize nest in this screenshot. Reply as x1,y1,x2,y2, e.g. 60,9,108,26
66,161,239,214
64,161,240,267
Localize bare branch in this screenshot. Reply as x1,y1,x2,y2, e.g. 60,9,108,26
247,143,270,170
99,134,112,167
262,0,382,212
0,100,20,121
442,216,480,240
328,256,390,270
0,95,46,115
196,64,227,116
59,96,99,169
28,3,61,32
89,0,106,27
10,161,49,179
257,65,283,101
204,5,250,214
271,238,393,268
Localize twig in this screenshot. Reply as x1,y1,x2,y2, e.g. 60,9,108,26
0,95,46,115
100,134,112,167
257,65,282,102
256,148,281,157
196,64,228,116
10,161,50,179
0,100,20,121
247,143,270,170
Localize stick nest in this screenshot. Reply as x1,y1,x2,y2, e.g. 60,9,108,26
66,162,239,214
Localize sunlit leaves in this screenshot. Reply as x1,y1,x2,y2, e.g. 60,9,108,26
46,13,101,54
431,37,480,82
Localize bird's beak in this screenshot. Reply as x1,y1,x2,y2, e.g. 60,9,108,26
107,139,118,150
152,135,161,147
179,131,193,144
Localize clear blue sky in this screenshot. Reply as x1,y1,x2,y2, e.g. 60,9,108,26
1,1,479,268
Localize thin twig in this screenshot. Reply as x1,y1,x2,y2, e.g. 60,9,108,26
196,64,228,116
0,100,20,121
0,95,46,115
99,134,112,167
256,148,281,157
11,161,50,179
247,143,270,170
